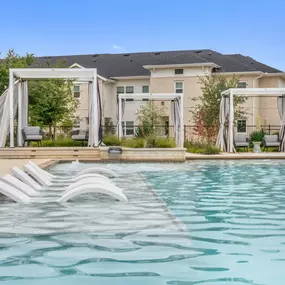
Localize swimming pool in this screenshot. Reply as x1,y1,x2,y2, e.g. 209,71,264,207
0,160,285,284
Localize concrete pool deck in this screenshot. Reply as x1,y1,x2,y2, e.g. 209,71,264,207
0,159,53,176
186,152,285,160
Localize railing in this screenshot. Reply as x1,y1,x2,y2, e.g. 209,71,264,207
11,124,282,145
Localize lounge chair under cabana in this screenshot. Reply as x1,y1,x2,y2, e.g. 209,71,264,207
71,129,89,146
234,134,249,151
22,126,44,147
262,135,280,151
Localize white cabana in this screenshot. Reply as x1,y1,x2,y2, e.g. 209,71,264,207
1,68,100,148
216,88,285,153
117,93,184,147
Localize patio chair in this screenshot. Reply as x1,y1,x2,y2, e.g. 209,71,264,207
234,134,249,151
262,135,280,151
22,126,44,147
71,129,89,146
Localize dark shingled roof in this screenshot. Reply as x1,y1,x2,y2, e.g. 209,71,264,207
34,49,282,78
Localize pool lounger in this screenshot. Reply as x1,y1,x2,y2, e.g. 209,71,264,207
23,164,52,187
59,183,128,203
64,178,122,194
27,161,115,183
11,167,42,191
0,180,31,204
0,175,40,197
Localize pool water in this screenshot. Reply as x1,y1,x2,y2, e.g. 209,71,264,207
0,161,285,284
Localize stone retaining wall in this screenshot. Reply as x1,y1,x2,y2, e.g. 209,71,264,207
100,147,186,162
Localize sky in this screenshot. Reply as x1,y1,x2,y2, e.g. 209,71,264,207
0,0,284,71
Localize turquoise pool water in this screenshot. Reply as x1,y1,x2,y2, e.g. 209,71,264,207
0,161,285,284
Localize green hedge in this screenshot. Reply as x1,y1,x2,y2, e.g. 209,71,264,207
184,140,221,154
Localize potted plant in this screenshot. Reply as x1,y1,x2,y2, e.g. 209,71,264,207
250,130,265,153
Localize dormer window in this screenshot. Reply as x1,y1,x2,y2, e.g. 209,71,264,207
175,69,184,75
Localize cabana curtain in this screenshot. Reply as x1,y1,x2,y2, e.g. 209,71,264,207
216,96,229,152
0,82,20,147
171,99,181,146
277,95,285,151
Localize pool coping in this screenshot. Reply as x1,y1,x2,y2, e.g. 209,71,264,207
186,152,285,160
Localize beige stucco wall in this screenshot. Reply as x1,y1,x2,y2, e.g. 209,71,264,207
114,78,150,123
258,77,280,125
73,69,284,138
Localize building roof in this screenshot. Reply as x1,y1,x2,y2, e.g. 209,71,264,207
34,49,282,78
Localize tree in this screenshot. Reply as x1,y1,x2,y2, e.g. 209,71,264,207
192,74,246,143
28,60,78,140
135,101,165,138
0,49,34,94
0,50,78,142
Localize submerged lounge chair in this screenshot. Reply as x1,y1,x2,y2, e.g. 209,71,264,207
11,167,42,191
0,175,40,197
234,134,249,151
27,161,127,203
262,135,280,151
0,181,31,204
59,184,128,203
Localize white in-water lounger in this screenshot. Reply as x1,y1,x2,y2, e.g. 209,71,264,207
23,164,52,187
0,175,40,197
27,161,113,183
59,183,128,203
11,167,42,191
0,181,31,204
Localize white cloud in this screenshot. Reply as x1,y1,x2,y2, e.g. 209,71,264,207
112,44,126,52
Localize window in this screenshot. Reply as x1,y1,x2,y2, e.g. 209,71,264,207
175,69,184,75
142,85,149,93
73,85,80,98
126,86,134,93
175,81,184,93
237,119,247,133
237,82,247,88
116,86,124,94
142,98,149,101
122,121,134,136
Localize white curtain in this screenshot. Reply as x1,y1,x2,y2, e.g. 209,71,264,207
0,82,19,147
277,95,285,151
88,82,95,146
216,96,229,152
171,99,181,146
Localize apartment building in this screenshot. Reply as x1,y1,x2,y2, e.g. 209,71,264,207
36,50,285,136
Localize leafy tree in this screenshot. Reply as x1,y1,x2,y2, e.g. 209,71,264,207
0,50,78,141
28,61,78,140
135,101,165,138
192,74,246,143
104,117,116,135
0,49,34,94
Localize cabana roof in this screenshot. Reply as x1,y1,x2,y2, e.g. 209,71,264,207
10,68,97,81
118,93,182,101
222,88,285,97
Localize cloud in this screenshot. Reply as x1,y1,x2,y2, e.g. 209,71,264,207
112,44,126,52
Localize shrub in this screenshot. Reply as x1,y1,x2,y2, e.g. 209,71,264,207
154,138,176,148
121,138,145,148
250,130,265,143
184,139,220,154
200,145,221,154
30,138,74,147
103,135,121,146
